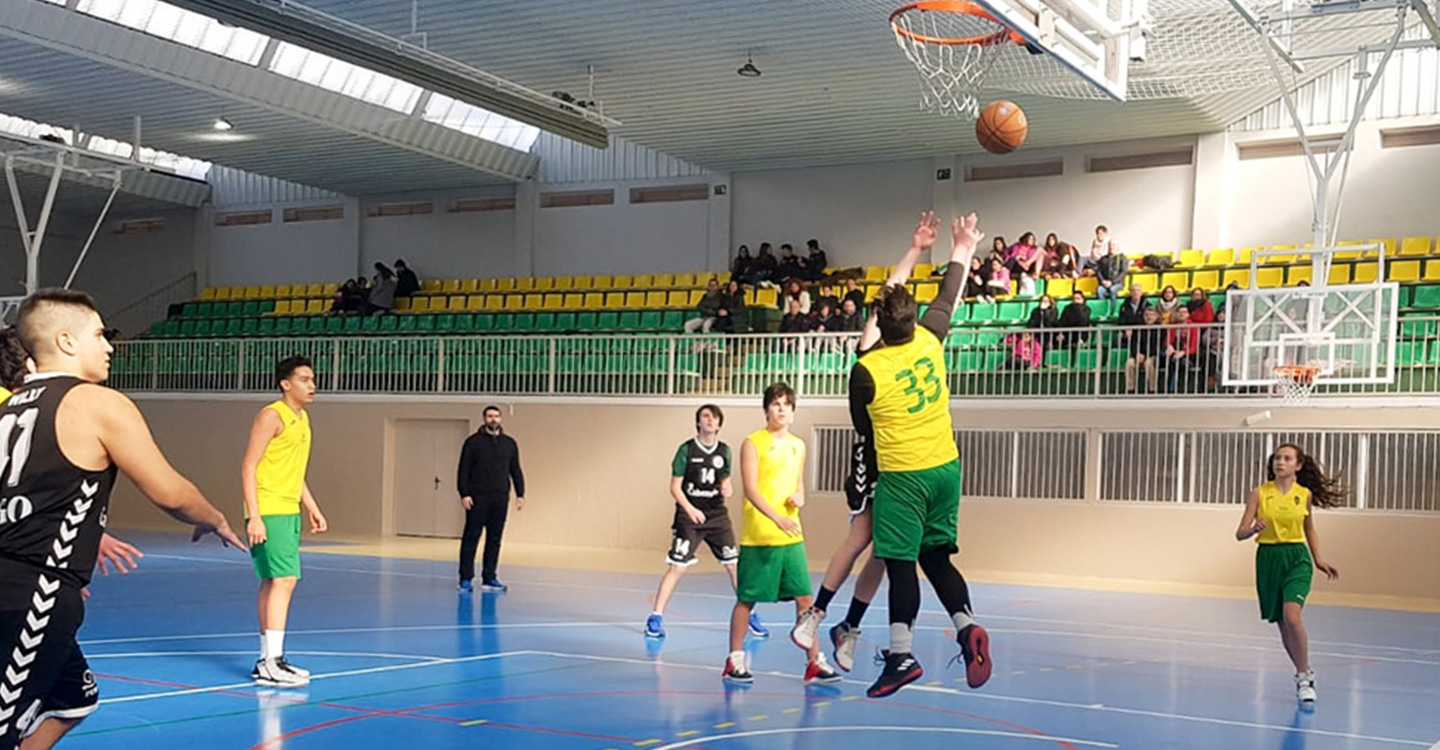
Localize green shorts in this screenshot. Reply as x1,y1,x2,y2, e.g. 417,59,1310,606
1256,542,1312,623
735,543,811,604
872,461,961,562
250,514,302,580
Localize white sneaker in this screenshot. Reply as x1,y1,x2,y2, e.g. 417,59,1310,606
790,607,823,650
830,622,861,672
1296,670,1316,703
275,656,310,679
253,657,310,687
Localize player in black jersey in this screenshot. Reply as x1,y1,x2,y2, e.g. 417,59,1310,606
0,290,243,749
644,405,767,640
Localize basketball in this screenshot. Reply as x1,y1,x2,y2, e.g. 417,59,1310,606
976,100,1028,154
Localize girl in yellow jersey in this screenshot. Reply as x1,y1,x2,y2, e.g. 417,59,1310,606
1235,443,1342,704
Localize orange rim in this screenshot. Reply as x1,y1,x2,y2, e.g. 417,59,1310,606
1275,364,1322,384
890,1,1027,47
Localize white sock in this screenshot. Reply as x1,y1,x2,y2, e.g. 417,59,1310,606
652,611,663,617
259,633,269,661
264,629,285,660
890,623,914,655
729,650,746,668
951,611,977,634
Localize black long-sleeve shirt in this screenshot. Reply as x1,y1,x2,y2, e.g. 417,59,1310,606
457,429,525,498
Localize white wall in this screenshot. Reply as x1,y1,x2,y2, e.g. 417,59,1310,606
531,188,713,276
207,197,360,286
359,191,516,281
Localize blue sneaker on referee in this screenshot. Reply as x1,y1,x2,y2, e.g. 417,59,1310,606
645,614,666,638
458,579,473,593
747,612,769,638
481,578,508,592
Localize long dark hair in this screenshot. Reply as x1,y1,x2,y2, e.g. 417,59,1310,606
1267,443,1345,508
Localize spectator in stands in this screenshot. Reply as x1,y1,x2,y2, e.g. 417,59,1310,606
1117,283,1149,346
779,298,812,333
988,236,1008,267
1084,224,1117,274
811,300,836,332
732,245,755,285
815,282,840,313
1057,291,1093,349
1186,287,1215,324
833,298,863,332
714,279,747,333
1044,233,1079,279
1156,285,1182,323
1004,331,1044,370
1203,306,1228,390
753,243,778,286
1008,232,1044,278
684,278,724,333
983,257,1011,303
1164,304,1201,392
330,279,354,314
777,244,804,283
1126,306,1164,393
367,263,397,315
964,256,988,300
802,239,828,281
843,278,866,311
1027,294,1059,348
394,259,421,298
783,279,812,315
1096,242,1127,302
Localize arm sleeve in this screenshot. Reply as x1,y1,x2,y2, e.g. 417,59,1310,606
509,440,526,497
919,261,966,340
671,443,688,477
456,437,473,497
848,363,876,443
719,443,733,479
846,366,879,511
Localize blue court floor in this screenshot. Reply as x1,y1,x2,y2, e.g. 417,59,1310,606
60,532,1440,750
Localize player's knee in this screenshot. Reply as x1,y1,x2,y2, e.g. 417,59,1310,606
916,548,952,576
270,576,299,591
1281,604,1304,629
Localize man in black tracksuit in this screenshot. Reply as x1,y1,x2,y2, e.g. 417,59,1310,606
457,405,525,592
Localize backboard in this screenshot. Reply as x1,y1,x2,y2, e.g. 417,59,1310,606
1222,281,1400,388
971,0,1142,101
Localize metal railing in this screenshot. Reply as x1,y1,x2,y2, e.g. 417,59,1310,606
109,319,1440,399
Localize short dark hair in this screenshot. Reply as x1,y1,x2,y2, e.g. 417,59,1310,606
695,404,724,427
275,355,313,387
483,405,502,416
806,239,819,249
0,327,29,391
16,288,98,357
781,243,793,251
394,259,407,268
763,381,796,410
1096,224,1108,233
872,283,918,345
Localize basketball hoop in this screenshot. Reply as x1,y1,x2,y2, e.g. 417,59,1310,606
890,1,1026,119
1274,364,1323,406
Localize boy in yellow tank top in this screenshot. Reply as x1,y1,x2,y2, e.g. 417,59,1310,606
1235,443,1341,704
721,383,839,685
242,356,328,688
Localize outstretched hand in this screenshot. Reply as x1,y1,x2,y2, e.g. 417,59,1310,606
911,211,940,251
951,212,984,251
195,519,249,551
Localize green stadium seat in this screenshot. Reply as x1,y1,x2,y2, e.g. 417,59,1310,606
554,312,576,331
359,315,379,333
596,312,619,330
397,315,418,333
416,315,437,332
472,314,493,332
534,312,557,331
379,315,399,332
995,301,1027,323
1412,285,1440,309
342,316,363,334
451,314,476,332
513,313,536,331
576,312,598,331
968,302,996,323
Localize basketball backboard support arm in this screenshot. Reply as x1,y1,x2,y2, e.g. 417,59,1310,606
973,0,1142,101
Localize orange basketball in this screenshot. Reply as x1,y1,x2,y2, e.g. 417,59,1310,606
976,100,1028,154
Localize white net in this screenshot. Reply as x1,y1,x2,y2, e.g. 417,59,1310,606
1275,365,1321,406
891,3,1017,119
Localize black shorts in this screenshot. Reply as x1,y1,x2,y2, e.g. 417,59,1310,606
0,572,97,746
667,508,738,567
846,436,877,516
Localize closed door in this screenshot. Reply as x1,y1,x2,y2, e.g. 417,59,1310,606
393,419,471,537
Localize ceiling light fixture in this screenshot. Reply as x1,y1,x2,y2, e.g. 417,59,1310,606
737,52,761,78
213,116,234,131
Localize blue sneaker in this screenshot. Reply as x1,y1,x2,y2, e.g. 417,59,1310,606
645,614,666,638
458,580,473,593
480,579,508,592
748,612,769,638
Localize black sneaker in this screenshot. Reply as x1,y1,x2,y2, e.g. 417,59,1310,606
866,650,923,698
722,654,754,683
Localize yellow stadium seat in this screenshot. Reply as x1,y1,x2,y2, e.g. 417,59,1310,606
273,300,293,315
912,263,936,278
1256,268,1284,288
322,283,339,296
689,290,707,306
583,293,604,308
494,278,515,292
651,274,674,288
307,283,326,297
534,277,554,291
466,295,485,311
520,293,542,309
591,275,611,289
1190,270,1220,290
672,273,696,288
1204,248,1235,267
212,287,231,301
1333,241,1365,260
305,299,325,314
1327,264,1351,285
1160,271,1190,292
504,294,525,311
394,297,412,312
272,284,291,297
552,277,573,291
1236,247,1258,266
716,271,731,284
543,293,564,310
422,279,442,292
865,266,887,282
1047,278,1074,298
667,291,690,308
515,278,535,292
1400,236,1431,256
912,282,939,303
645,291,668,307
1271,244,1297,251
1368,237,1396,257
632,274,653,288
1178,249,1205,268
242,286,261,300
449,296,468,311
1075,276,1099,295
1426,260,1440,281
571,276,591,289
604,292,626,308
755,288,778,308
485,294,505,310
1352,263,1379,283
457,279,477,294
624,291,647,308
1389,260,1422,282
200,287,217,301
1287,266,1312,285
1128,273,1159,295
442,279,461,294
865,285,882,302
411,296,431,312
562,293,584,309
1223,269,1251,288
477,278,497,292
612,274,633,289
1266,252,1297,265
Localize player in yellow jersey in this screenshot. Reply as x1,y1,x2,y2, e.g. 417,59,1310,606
1235,443,1341,703
721,383,839,685
858,211,991,698
242,356,328,688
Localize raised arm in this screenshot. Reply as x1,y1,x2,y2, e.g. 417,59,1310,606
918,213,985,339
860,212,942,351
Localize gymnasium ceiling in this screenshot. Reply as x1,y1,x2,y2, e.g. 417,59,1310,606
0,0,1402,195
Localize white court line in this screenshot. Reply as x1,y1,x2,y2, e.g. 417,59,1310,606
98,650,522,705
648,726,1119,749
521,649,1433,748
87,650,444,661
81,622,730,647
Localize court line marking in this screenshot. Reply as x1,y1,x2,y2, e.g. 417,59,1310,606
519,649,1432,747
86,650,445,661
645,726,1119,750
137,551,1440,657
98,650,524,705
